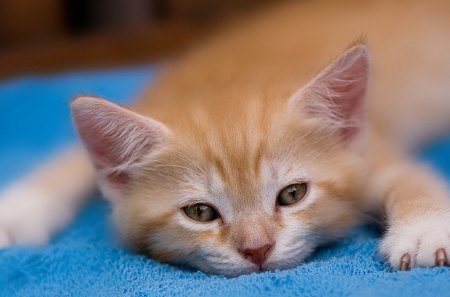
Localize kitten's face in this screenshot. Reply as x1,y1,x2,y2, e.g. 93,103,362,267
72,44,369,276
115,112,363,276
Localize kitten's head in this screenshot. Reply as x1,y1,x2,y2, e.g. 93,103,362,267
72,44,369,276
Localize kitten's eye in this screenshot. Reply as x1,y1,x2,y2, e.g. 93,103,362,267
277,183,308,206
183,204,219,222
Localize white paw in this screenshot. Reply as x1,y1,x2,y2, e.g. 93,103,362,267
0,183,72,247
0,230,11,247
380,213,450,270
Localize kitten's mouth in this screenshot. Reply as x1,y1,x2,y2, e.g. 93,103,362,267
248,264,277,275
238,265,266,276
252,263,272,273
240,262,268,274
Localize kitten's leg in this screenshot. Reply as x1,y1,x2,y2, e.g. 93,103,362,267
369,151,450,270
0,147,95,247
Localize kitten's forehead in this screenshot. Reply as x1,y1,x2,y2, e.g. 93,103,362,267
206,158,276,213
157,96,328,213
182,126,310,215
187,100,271,172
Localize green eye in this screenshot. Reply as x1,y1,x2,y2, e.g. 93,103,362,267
183,204,219,222
277,183,308,206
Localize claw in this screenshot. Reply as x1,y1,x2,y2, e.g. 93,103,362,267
400,253,411,271
435,248,447,267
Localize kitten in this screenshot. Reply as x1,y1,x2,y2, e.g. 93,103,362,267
2,0,450,276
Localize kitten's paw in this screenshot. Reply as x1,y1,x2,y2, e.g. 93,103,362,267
0,230,11,248
0,183,67,247
380,214,450,270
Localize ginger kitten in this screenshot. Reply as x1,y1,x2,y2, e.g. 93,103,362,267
2,0,450,276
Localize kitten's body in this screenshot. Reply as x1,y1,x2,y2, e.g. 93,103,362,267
2,0,450,275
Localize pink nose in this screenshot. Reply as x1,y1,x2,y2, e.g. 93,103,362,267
239,244,273,267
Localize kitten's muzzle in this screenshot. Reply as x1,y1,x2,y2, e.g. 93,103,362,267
233,215,275,267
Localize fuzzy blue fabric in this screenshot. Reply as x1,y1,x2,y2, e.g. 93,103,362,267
1,67,450,297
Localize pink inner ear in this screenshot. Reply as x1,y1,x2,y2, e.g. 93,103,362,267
71,97,169,180
83,116,158,170
299,45,370,141
106,171,130,186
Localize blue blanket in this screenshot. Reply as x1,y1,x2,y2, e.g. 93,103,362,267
1,67,450,297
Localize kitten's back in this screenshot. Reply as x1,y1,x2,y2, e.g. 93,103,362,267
137,0,450,149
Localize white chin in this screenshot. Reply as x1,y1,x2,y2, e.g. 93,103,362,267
203,264,260,277
262,253,310,272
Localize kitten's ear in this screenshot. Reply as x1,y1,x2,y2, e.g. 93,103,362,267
289,44,369,141
71,96,170,184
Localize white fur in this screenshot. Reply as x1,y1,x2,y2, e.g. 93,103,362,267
264,217,316,271
0,148,94,248
0,230,10,247
184,243,258,276
380,212,450,268
0,183,71,247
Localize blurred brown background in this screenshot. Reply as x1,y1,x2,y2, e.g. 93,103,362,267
0,0,278,80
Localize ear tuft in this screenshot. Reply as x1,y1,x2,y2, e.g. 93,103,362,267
71,96,170,178
290,44,370,141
